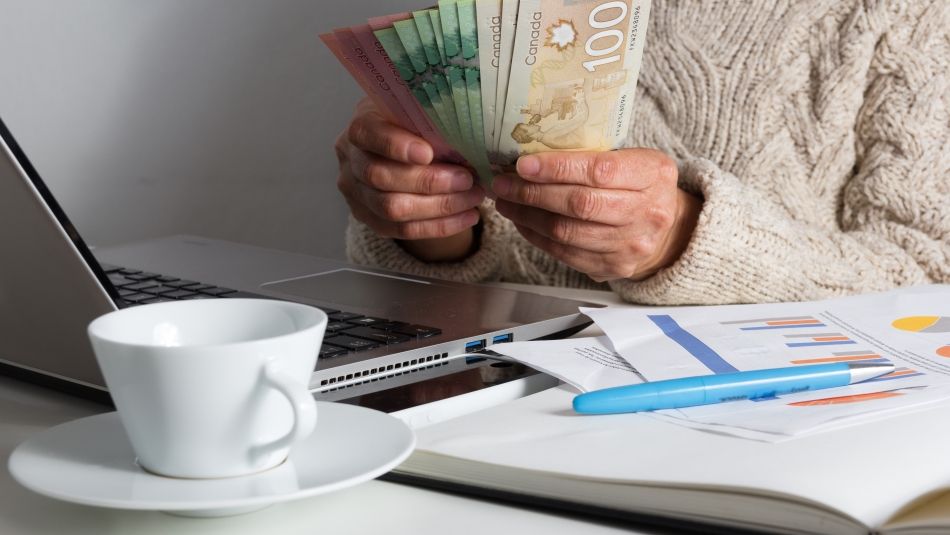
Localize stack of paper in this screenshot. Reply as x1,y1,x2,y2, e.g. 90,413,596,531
493,285,950,441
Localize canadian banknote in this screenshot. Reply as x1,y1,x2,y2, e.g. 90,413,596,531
497,0,651,164
322,0,652,182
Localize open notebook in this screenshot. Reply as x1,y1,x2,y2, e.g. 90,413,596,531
389,385,950,535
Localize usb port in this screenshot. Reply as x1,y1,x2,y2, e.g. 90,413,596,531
492,333,513,344
465,339,486,352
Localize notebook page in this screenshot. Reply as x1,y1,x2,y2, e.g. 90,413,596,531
409,385,950,530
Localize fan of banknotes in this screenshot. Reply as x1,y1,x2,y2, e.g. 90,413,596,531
321,0,651,184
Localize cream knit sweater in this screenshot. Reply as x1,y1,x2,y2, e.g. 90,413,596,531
346,0,950,305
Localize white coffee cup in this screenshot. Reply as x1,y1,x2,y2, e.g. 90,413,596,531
87,299,327,479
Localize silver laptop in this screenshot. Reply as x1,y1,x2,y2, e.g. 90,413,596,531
0,116,596,409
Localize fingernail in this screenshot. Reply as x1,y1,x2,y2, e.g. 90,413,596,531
447,169,473,191
408,142,432,165
517,156,540,177
461,209,480,227
492,175,511,196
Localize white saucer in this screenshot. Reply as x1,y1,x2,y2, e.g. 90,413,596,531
8,402,415,517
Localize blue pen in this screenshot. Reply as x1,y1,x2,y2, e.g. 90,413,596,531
573,362,895,414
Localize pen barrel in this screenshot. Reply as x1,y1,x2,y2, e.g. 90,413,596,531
573,363,855,414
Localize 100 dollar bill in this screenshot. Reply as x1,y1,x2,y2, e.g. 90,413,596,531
497,0,651,164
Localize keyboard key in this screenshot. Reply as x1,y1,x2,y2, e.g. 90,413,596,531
318,345,348,359
389,324,442,338
143,286,177,296
121,293,154,303
117,288,137,297
316,306,340,314
123,281,159,292
118,268,142,275
163,279,200,288
155,275,180,283
124,272,159,281
199,287,237,296
100,264,122,273
223,291,269,299
323,335,381,352
188,284,215,292
164,289,199,299
142,296,175,304
326,321,352,333
108,274,137,287
343,326,412,345
346,316,388,327
181,294,214,300
328,311,364,322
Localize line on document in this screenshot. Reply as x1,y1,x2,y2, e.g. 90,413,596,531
647,315,738,374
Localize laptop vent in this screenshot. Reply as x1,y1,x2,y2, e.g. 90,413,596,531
319,352,450,391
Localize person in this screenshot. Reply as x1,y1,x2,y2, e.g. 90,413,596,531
334,1,949,305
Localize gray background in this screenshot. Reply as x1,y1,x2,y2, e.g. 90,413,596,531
0,0,419,260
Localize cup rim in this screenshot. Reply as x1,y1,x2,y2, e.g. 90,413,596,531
87,298,328,350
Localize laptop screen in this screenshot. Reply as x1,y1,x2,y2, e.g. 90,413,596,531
0,116,119,303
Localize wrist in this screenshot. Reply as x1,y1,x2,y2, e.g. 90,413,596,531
397,222,480,263
635,188,701,280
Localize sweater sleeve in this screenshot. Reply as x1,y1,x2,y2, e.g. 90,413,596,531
345,200,509,283
611,5,950,305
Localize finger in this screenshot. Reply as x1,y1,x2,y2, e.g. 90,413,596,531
349,149,473,194
515,148,677,190
492,173,634,224
351,200,480,240
495,200,619,253
348,109,433,165
360,183,485,223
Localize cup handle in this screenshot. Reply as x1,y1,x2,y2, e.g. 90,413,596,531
252,361,318,463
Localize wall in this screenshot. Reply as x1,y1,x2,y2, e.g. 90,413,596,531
0,0,417,260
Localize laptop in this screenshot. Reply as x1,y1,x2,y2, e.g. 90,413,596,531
0,116,598,410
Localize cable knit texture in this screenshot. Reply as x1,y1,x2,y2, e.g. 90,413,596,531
347,0,950,305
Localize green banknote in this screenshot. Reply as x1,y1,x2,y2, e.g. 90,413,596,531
373,26,451,143
440,0,495,183
391,17,464,151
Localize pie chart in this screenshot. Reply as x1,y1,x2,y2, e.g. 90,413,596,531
892,316,950,333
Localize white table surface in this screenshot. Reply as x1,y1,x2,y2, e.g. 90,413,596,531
1,285,675,535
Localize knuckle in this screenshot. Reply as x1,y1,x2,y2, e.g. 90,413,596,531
333,133,348,163
657,155,678,185
551,156,572,179
568,190,601,221
516,182,543,206
347,116,371,146
362,160,387,187
591,153,618,187
379,195,412,221
647,205,675,231
416,166,440,194
438,194,457,217
550,218,577,244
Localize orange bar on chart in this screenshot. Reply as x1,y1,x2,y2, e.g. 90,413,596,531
812,336,850,342
789,391,903,406
765,319,822,326
791,354,882,364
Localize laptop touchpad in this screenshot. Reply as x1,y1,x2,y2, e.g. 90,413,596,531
261,269,434,309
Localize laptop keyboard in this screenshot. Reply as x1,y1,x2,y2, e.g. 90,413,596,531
101,265,442,360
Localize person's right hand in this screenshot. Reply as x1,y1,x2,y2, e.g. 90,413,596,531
335,99,485,261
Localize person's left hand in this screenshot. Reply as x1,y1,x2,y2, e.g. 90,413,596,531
491,148,701,282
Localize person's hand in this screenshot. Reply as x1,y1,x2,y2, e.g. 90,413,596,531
335,99,485,261
491,149,701,282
